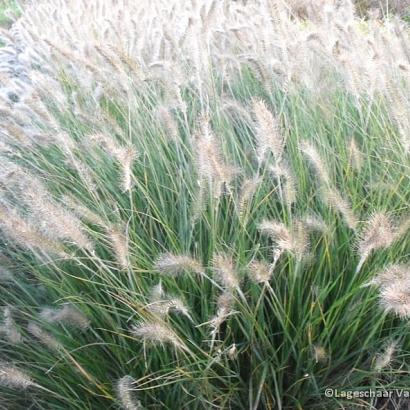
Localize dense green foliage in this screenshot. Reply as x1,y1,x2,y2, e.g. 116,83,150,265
0,69,409,409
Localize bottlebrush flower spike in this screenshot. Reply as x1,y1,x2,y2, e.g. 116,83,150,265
39,304,90,330
356,212,395,273
116,375,144,410
212,253,240,290
252,99,285,165
131,321,187,352
0,363,34,390
154,253,204,276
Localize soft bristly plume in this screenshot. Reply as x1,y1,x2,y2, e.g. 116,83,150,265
154,253,204,276
394,214,410,242
146,283,192,320
0,363,34,390
27,322,62,351
300,141,358,229
368,265,410,318
116,375,144,410
379,282,410,319
209,290,235,346
356,212,395,273
89,134,137,192
312,345,328,363
347,137,363,171
300,141,330,185
193,115,237,200
130,321,187,351
39,305,90,330
236,175,261,217
63,194,107,227
252,99,285,166
212,253,240,290
270,161,297,208
365,264,409,288
258,219,309,261
118,145,137,193
1,307,22,344
374,341,398,371
156,105,179,141
259,220,293,252
248,259,272,284
0,206,68,259
303,214,328,234
322,187,358,230
15,174,94,252
109,225,130,270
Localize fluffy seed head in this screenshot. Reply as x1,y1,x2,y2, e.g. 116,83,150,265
303,214,328,233
248,260,272,283
116,375,144,410
146,284,191,320
154,253,203,276
313,345,328,363
63,195,106,227
0,363,33,390
358,212,395,260
322,187,358,230
14,174,94,251
39,305,90,330
209,290,235,338
118,145,137,193
27,322,62,351
194,115,237,199
258,220,309,260
259,220,292,250
109,226,130,270
347,137,363,171
379,282,410,319
366,264,409,287
375,341,398,371
300,141,330,185
252,99,285,165
131,321,186,351
236,175,261,217
1,306,22,344
156,105,179,141
0,206,68,259
212,253,240,290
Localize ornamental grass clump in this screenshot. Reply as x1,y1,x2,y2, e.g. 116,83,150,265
0,0,409,409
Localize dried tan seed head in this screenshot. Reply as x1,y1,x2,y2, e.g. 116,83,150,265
116,375,144,410
0,363,33,390
154,253,203,276
248,259,271,284
252,99,285,165
130,321,186,351
313,344,328,363
379,281,410,319
109,225,130,270
27,322,62,351
300,141,330,185
359,212,395,257
212,253,240,290
39,305,90,330
1,306,22,344
322,187,358,230
374,341,398,371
